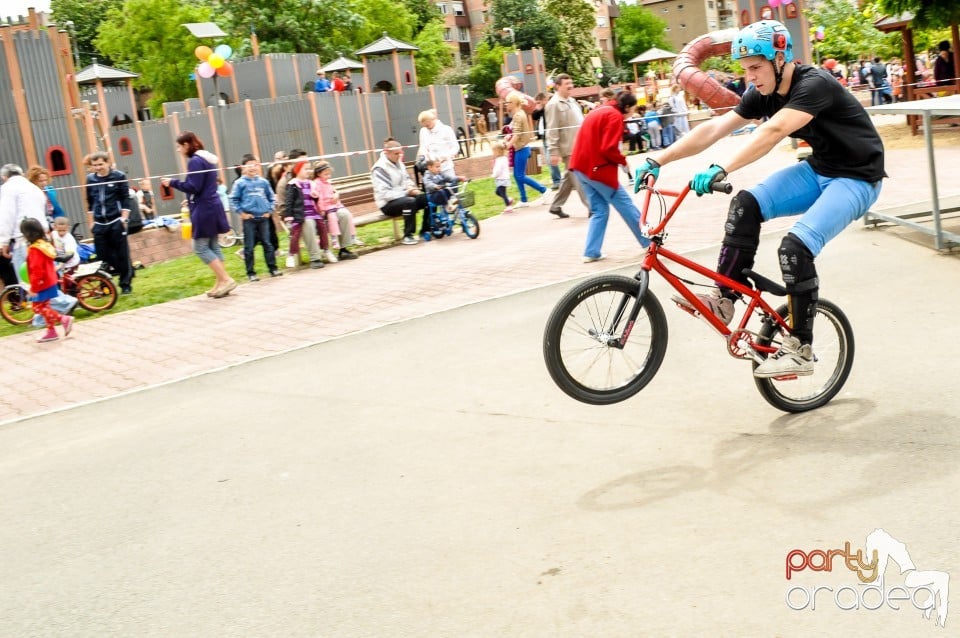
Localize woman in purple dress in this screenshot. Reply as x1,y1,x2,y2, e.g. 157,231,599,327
161,131,236,298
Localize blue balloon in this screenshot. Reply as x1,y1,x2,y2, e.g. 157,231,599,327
214,44,233,60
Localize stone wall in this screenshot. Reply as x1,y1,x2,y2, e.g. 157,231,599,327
126,226,194,266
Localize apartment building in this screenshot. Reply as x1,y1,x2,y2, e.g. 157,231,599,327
433,0,620,63
641,0,736,52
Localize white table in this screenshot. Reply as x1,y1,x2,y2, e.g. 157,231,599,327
867,95,960,250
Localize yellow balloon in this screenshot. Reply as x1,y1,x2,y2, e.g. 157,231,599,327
208,54,224,69
195,45,212,61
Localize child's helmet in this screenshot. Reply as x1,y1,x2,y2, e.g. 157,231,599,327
731,20,793,64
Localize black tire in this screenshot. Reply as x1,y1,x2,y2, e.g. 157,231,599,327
543,275,668,405
217,232,237,248
753,298,854,413
75,272,118,312
0,285,33,326
431,211,448,239
461,212,480,239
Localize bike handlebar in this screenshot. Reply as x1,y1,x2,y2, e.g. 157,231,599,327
710,181,733,195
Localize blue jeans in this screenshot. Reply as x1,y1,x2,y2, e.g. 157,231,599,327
661,124,676,147
242,215,277,275
574,171,651,259
512,146,546,202
543,141,562,186
749,161,881,256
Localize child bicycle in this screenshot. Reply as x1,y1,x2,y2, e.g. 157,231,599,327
427,181,480,240
1,260,118,325
542,176,854,413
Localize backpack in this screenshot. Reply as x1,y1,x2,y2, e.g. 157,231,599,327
126,192,144,234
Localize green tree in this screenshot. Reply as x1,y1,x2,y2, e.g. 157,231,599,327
804,0,896,63
350,0,417,48
413,18,454,86
614,3,670,65
875,0,960,29
403,0,442,32
468,40,514,101
214,0,361,59
95,0,215,115
543,0,601,84
488,0,560,54
50,0,124,66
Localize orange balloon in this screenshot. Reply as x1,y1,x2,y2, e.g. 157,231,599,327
216,63,233,78
195,45,212,61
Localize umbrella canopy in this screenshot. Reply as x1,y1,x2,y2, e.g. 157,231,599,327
628,47,677,64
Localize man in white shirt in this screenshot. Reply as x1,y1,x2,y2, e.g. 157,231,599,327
0,163,49,274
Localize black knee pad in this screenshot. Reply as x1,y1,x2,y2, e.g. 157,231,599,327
722,190,763,251
778,234,818,294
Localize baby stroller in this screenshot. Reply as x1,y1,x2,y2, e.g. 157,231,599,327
428,181,480,240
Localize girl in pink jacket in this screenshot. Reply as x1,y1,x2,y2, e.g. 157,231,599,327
311,161,360,260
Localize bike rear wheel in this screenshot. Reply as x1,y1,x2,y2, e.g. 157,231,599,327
753,299,854,413
543,275,668,405
76,272,118,312
218,232,237,248
0,285,33,325
461,212,480,238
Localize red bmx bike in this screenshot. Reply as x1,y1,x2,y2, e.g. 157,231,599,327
542,177,854,413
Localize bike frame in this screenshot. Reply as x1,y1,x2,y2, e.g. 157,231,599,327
629,180,792,355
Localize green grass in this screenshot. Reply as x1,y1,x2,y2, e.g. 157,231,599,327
0,176,527,339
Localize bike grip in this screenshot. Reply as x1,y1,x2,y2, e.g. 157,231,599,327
712,182,733,194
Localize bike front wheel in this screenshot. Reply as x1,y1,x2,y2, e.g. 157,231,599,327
543,275,668,405
0,285,33,325
753,298,854,413
460,212,480,238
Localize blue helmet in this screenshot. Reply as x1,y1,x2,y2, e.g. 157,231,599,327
731,20,793,64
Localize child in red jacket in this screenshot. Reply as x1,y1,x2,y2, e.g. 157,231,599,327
21,218,74,343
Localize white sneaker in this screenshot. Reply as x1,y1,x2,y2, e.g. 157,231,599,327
514,201,529,208
352,236,365,246
754,335,814,378
582,255,605,263
531,191,553,207
285,255,296,269
323,249,338,263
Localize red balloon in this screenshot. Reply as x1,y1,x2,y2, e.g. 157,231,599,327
216,63,234,78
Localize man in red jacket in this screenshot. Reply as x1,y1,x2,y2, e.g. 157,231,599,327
569,90,650,263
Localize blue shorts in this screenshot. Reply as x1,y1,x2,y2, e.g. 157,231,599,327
749,161,882,256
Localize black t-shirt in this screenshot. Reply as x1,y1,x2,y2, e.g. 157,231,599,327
734,64,885,182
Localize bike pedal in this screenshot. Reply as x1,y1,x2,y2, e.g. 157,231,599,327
771,374,799,381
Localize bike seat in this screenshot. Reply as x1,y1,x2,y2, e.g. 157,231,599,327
743,269,787,296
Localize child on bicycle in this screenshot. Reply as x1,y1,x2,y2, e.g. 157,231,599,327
491,142,515,213
423,158,466,213
51,216,80,272
21,218,73,343
633,19,884,378
311,161,360,261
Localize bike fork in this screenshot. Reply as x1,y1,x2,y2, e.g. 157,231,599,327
594,271,650,349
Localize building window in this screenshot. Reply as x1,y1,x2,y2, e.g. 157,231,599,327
596,16,607,27
452,2,464,16
159,184,175,200
677,4,683,9
708,0,714,7
118,136,133,156
708,20,718,29
662,7,668,11
405,70,413,84
680,22,687,28
46,146,71,176
438,2,448,13
600,38,609,51
458,26,469,42
443,28,452,41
